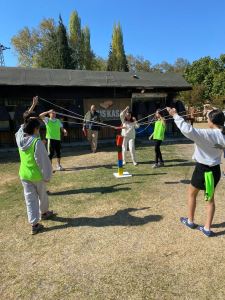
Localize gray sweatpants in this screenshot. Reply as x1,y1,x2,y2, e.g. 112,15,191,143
21,180,49,226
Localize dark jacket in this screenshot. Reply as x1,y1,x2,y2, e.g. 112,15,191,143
84,111,101,131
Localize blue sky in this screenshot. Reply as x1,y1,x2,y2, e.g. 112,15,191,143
1,0,225,67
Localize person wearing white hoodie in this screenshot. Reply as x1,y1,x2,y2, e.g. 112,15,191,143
16,118,53,235
167,107,225,237
120,107,140,166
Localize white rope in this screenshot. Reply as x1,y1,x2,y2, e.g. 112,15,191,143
136,123,152,135
39,96,119,129
39,96,85,118
56,111,119,129
137,107,167,123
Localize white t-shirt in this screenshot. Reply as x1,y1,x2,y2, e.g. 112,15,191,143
120,111,139,139
174,114,225,166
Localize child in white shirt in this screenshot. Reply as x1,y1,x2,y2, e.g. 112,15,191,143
120,107,140,166
167,107,225,237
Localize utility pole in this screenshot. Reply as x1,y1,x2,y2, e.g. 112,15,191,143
0,44,10,66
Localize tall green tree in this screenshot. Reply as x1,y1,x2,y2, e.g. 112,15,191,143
57,15,72,69
107,23,129,71
81,26,94,69
69,10,82,69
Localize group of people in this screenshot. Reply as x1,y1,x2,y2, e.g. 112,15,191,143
15,96,225,237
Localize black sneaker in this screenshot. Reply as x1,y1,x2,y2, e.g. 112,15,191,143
31,223,44,235
41,210,55,220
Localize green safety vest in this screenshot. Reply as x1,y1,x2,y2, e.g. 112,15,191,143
46,119,61,140
19,138,43,181
153,120,166,140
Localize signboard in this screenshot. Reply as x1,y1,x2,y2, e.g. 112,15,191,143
84,98,131,121
132,93,167,103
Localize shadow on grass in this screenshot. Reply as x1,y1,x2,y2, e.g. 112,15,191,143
63,164,114,171
139,159,189,165
164,162,195,168
43,208,163,232
49,182,141,196
138,159,195,168
212,222,225,236
164,179,191,185
133,173,167,177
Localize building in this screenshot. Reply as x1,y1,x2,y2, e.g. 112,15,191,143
0,67,191,145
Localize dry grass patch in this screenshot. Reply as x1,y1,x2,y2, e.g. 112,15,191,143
0,143,225,300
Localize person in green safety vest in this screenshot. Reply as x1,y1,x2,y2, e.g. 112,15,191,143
15,118,53,235
152,110,166,168
39,109,68,171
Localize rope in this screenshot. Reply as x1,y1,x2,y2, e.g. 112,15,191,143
39,96,85,118
56,111,119,129
137,107,167,123
38,96,119,129
136,123,152,135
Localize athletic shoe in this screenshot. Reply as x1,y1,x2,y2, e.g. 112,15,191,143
152,163,159,168
41,210,55,220
123,161,126,166
31,223,44,235
56,165,64,171
133,162,138,166
180,217,198,229
198,226,215,237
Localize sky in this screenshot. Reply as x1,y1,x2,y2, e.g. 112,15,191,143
1,0,225,67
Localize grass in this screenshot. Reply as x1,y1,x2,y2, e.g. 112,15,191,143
0,142,225,300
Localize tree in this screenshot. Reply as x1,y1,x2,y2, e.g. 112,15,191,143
92,56,107,71
180,84,206,106
107,44,115,71
11,27,41,67
153,61,174,73
107,23,129,71
57,15,72,69
173,58,190,73
127,55,152,72
35,19,59,68
81,26,94,69
69,10,82,69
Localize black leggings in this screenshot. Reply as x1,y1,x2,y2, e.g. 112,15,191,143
154,139,163,163
47,139,61,160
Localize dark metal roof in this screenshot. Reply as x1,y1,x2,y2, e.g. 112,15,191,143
0,67,192,90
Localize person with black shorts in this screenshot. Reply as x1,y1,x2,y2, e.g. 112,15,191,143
167,107,225,237
39,110,67,171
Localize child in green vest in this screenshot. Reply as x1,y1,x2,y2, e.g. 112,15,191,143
152,110,166,168
39,110,68,171
16,118,53,235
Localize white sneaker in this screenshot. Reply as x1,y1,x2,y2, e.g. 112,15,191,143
152,163,159,168
123,161,126,166
133,162,138,166
56,165,64,171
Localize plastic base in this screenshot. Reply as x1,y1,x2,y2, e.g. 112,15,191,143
113,171,132,178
